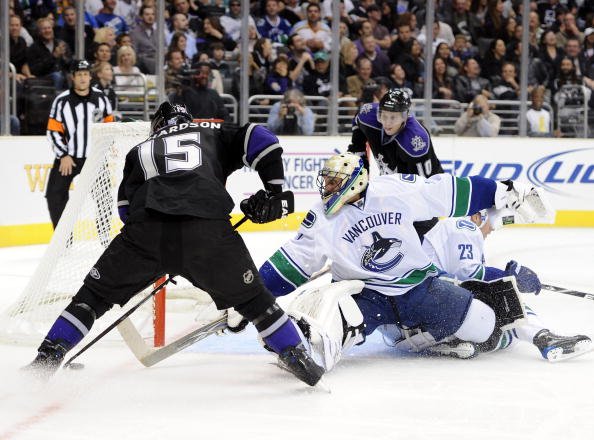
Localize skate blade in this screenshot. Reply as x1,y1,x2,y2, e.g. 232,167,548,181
546,340,593,362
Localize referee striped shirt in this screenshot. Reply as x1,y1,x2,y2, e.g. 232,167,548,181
46,87,115,159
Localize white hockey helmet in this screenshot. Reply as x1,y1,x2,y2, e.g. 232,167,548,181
317,153,368,215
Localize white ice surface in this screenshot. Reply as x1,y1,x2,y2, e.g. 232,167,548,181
1,228,593,440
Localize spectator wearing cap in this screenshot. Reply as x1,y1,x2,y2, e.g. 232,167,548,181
257,0,293,45
45,59,114,230
291,3,332,52
220,0,256,42
303,50,347,97
95,0,129,37
170,61,229,121
26,17,71,90
365,5,391,50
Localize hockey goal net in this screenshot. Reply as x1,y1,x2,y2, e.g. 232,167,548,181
0,122,215,346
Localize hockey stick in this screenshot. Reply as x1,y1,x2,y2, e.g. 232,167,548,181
118,315,229,367
63,276,177,369
542,284,594,301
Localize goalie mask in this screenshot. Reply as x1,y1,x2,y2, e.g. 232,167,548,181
378,88,411,136
151,102,192,135
317,153,368,215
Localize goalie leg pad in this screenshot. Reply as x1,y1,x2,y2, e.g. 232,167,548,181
460,277,526,330
287,280,365,371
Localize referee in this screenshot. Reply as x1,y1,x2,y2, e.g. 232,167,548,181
45,59,114,229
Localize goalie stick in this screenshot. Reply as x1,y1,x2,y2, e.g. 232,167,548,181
542,284,594,301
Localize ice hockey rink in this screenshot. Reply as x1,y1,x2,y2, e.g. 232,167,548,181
0,227,593,440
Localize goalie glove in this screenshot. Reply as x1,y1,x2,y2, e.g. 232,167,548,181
240,190,294,224
494,180,554,224
505,260,542,295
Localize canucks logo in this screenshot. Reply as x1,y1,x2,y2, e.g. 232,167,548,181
360,231,403,272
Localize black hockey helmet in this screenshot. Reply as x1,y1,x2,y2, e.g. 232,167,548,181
151,102,192,134
379,88,411,113
70,59,91,74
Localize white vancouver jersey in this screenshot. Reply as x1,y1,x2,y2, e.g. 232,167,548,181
270,173,479,296
422,217,486,281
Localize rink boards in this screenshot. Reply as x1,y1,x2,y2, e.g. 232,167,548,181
0,134,593,246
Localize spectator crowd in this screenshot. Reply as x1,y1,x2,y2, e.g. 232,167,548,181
6,0,594,136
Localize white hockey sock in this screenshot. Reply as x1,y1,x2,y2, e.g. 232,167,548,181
514,305,545,343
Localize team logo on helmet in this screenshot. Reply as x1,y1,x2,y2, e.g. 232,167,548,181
360,231,403,272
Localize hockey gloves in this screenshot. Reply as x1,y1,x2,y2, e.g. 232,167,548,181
240,190,294,224
505,260,542,295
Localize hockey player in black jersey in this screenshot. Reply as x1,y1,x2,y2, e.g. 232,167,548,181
348,88,444,239
24,102,324,386
347,88,443,177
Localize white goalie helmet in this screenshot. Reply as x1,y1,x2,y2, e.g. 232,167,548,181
317,153,368,215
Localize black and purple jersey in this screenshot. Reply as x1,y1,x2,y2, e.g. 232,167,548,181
118,121,284,221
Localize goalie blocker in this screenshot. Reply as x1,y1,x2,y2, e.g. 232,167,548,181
287,277,526,371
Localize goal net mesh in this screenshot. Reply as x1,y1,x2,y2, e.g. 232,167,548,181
0,122,214,346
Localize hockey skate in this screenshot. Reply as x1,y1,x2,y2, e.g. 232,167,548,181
21,340,66,379
278,343,324,386
533,329,592,362
425,338,478,359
